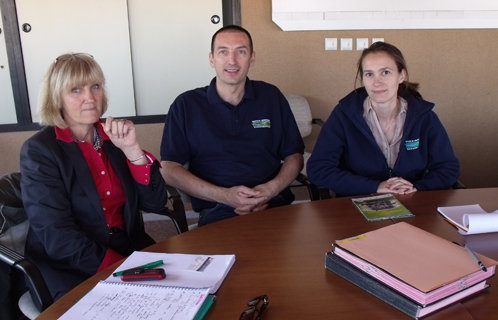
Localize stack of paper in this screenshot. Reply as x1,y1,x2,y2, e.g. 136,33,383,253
325,222,498,319
106,251,236,293
437,204,498,235
58,252,235,320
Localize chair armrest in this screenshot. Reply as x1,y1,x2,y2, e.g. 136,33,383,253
451,180,466,189
0,244,53,312
294,173,321,201
312,118,325,127
155,185,189,234
318,187,333,199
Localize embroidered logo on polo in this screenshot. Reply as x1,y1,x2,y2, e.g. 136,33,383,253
405,139,420,150
252,119,271,128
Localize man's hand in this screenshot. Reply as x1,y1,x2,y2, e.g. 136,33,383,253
161,161,269,213
161,153,303,215
225,186,269,215
234,154,302,214
233,181,277,214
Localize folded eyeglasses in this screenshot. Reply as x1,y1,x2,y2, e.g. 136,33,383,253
239,294,268,320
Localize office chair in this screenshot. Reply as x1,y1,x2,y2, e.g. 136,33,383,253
284,94,325,201
0,172,53,319
155,185,190,234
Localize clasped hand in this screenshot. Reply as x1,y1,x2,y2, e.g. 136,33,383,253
227,183,278,215
377,177,417,194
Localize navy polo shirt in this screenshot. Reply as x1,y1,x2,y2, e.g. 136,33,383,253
161,77,304,212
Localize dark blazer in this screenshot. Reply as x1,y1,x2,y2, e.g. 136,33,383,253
20,126,167,300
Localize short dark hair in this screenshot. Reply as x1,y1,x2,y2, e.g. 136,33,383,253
211,25,253,54
355,41,421,99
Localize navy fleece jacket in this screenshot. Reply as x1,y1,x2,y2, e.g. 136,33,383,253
307,88,460,196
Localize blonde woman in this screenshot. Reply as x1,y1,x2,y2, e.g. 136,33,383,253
20,53,167,306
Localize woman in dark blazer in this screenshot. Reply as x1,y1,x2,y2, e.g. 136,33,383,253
20,53,167,305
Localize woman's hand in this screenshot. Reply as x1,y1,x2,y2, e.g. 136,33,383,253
102,116,147,165
377,177,417,194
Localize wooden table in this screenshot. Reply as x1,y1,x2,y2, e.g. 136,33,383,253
37,188,498,320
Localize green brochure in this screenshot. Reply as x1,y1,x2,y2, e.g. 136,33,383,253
352,194,414,221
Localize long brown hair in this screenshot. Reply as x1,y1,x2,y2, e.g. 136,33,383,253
355,42,422,99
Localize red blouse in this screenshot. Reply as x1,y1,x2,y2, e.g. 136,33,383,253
55,120,156,272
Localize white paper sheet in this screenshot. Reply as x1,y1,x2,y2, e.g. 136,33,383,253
437,204,498,235
106,251,235,293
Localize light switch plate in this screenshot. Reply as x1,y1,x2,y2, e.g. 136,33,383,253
356,38,369,50
340,38,353,51
325,38,337,50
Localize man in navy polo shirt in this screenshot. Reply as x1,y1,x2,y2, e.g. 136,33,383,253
160,25,304,226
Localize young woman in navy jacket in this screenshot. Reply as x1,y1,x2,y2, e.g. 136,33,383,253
307,42,459,196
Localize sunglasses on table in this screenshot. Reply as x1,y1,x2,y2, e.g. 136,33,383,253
239,294,268,320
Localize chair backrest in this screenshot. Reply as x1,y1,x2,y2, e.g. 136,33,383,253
0,172,53,317
284,94,313,138
0,172,23,208
0,172,27,252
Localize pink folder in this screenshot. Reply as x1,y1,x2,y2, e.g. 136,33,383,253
335,222,498,299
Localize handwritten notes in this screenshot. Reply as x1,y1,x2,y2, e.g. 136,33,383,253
58,281,209,320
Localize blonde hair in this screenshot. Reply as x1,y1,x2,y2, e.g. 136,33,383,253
37,53,108,128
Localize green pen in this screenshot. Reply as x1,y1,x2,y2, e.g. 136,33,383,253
112,260,164,277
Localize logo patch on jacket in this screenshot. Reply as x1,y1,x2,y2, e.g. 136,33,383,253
405,139,420,150
252,119,271,128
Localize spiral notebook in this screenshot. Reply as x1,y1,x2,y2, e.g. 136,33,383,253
58,281,210,320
